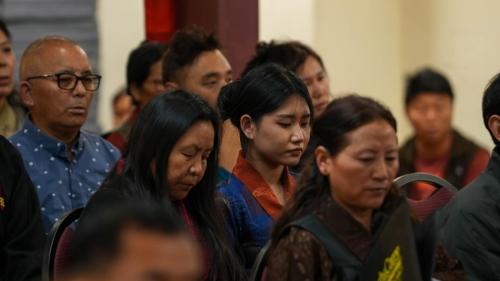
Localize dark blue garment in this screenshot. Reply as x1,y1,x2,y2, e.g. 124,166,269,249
10,119,120,232
218,174,273,270
216,166,232,185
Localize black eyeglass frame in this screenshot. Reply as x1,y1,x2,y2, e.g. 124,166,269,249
25,73,102,91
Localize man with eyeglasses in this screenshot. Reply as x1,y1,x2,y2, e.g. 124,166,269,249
10,36,120,232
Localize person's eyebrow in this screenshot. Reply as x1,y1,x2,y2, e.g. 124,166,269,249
201,72,220,80
202,68,232,80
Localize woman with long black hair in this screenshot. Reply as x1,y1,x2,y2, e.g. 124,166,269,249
80,90,246,281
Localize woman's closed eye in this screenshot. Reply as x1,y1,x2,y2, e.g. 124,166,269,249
202,79,218,88
359,157,375,163
1,46,12,54
385,155,398,162
277,122,292,128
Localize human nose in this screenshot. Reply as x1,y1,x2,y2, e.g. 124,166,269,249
424,108,439,121
290,126,306,144
0,53,6,66
73,78,88,96
310,82,323,99
188,158,204,177
372,158,390,181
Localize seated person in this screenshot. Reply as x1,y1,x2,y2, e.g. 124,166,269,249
62,199,202,281
218,64,313,270
0,19,25,137
0,135,44,281
83,91,246,281
243,40,331,118
242,41,332,173
399,68,489,199
266,95,434,280
10,36,120,231
162,26,237,176
106,41,167,153
111,88,134,130
441,72,500,280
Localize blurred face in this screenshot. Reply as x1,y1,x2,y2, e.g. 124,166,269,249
296,55,331,117
166,120,214,201
318,120,398,214
178,49,232,109
20,43,94,136
113,94,135,128
133,60,165,108
0,30,15,99
94,228,202,281
245,95,311,167
406,92,452,145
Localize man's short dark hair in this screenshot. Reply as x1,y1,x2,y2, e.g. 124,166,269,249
126,41,167,95
162,25,220,83
65,198,186,276
405,67,454,106
482,73,500,146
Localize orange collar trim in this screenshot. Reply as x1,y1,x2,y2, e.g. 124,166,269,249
232,151,296,220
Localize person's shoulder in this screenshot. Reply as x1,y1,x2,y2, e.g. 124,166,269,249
447,173,497,215
218,174,247,197
398,135,417,162
7,130,34,158
0,136,22,168
452,129,488,152
9,128,30,145
272,225,325,256
80,130,121,159
0,135,13,151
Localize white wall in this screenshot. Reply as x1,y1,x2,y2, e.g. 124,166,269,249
259,0,315,45
97,0,500,149
400,0,500,150
312,0,499,149
314,0,404,138
96,0,145,132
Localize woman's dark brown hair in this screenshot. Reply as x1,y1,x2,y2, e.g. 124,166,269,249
270,94,398,247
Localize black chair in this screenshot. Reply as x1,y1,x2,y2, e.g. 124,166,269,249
249,173,457,281
42,207,83,281
394,172,457,220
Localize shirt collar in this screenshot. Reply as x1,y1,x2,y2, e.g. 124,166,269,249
232,150,296,219
21,117,84,159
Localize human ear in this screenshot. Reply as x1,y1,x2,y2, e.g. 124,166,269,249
488,115,500,143
240,114,256,140
315,145,332,175
19,81,35,107
164,81,179,93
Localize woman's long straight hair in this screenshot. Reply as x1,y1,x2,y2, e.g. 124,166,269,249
104,90,246,281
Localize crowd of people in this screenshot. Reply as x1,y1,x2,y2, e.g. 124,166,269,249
1,17,499,281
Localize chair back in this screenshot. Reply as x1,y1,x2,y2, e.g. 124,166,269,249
394,172,457,220
42,207,83,281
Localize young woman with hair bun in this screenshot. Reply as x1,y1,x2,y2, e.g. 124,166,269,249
217,63,313,270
